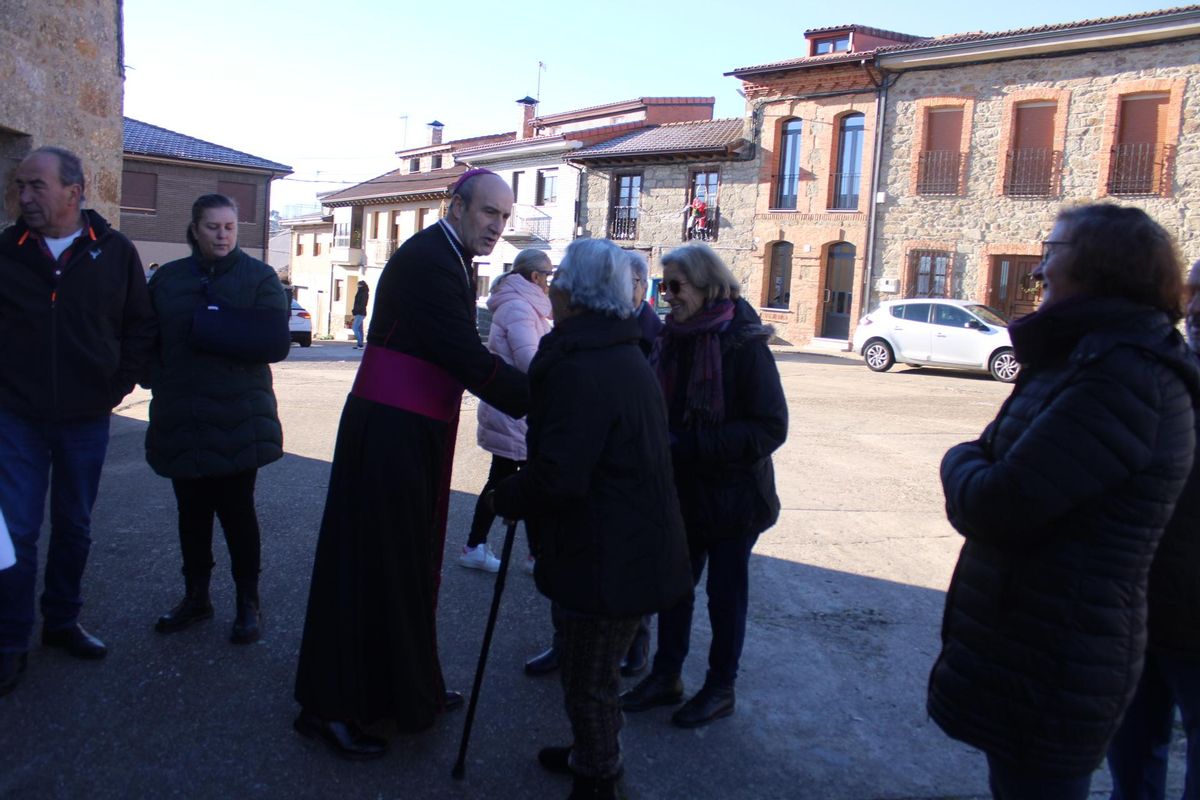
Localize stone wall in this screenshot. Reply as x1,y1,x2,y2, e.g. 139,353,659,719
0,0,124,227
873,38,1200,309
579,156,759,286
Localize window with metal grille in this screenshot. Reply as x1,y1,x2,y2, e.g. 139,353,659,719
1109,93,1172,196
831,114,864,209
917,108,964,196
774,119,802,209
609,173,641,240
909,250,952,297
1005,102,1059,197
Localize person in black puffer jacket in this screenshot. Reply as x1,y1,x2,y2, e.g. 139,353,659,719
491,238,692,800
145,194,290,646
929,204,1199,800
1107,256,1200,800
620,243,788,730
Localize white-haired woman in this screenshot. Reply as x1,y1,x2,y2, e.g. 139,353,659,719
621,242,788,728
490,238,691,799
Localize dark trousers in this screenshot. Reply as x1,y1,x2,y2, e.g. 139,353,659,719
1108,648,1200,800
652,532,758,688
559,614,641,779
171,470,260,586
0,409,110,650
466,455,523,547
986,754,1091,800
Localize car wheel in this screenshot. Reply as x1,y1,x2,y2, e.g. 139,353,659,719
863,340,894,372
989,348,1019,383
299,333,312,348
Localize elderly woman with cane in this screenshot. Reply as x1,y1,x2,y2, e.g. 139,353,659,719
929,203,1198,799
490,238,691,800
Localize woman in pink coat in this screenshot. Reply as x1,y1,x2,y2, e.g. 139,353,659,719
458,249,553,571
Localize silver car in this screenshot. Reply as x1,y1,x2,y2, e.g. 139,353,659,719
851,299,1020,383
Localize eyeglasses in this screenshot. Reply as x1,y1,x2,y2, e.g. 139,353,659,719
665,279,689,295
1041,239,1072,262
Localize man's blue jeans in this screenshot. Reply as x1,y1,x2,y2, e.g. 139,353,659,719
351,314,365,347
0,409,110,652
1108,648,1200,800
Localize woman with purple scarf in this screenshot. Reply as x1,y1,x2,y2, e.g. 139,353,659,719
621,243,788,728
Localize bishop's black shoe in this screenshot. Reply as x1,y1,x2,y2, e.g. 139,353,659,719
293,710,387,761
42,624,107,659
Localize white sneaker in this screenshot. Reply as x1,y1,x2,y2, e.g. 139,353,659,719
523,555,536,575
459,544,500,573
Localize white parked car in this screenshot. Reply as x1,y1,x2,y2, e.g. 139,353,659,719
289,300,312,347
851,298,1019,383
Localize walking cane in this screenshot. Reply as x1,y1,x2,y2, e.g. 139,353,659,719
452,517,520,780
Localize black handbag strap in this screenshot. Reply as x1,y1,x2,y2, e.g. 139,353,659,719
188,256,221,309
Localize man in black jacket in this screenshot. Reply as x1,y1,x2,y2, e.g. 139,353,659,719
0,147,155,697
350,280,369,348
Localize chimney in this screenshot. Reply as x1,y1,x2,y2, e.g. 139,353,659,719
428,120,444,145
516,96,538,140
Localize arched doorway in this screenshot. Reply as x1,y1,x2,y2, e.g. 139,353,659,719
821,242,855,339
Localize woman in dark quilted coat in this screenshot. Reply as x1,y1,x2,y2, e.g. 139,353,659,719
1107,257,1200,800
145,194,290,646
928,204,1199,799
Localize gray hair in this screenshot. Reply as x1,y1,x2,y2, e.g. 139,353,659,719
660,243,740,305
626,250,649,283
31,145,85,196
512,248,552,278
553,238,632,318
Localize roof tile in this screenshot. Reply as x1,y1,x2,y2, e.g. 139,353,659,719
123,118,291,173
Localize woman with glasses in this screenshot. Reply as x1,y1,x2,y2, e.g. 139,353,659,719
458,248,554,573
928,203,1198,799
620,242,788,728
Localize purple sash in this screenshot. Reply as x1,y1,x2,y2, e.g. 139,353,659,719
351,345,464,422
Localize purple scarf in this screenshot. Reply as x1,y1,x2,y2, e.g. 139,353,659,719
651,299,736,427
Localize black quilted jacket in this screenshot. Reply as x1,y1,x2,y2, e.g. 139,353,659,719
928,296,1198,776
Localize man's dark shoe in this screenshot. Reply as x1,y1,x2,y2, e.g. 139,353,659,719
0,652,28,698
620,672,683,712
670,684,735,728
537,745,572,775
293,710,387,761
619,632,649,677
42,624,107,660
568,773,620,800
524,645,559,676
155,593,214,634
444,690,464,711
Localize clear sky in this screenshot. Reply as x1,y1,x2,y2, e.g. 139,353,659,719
122,0,1177,213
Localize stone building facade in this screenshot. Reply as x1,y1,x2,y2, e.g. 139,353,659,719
870,11,1200,319
727,26,922,345
573,119,755,308
1,0,125,227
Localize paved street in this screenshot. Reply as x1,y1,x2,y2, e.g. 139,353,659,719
0,341,1183,799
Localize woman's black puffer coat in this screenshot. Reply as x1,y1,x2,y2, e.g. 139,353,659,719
662,298,788,543
928,296,1199,777
144,248,288,480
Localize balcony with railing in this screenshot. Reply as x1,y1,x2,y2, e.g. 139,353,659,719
365,238,397,265
916,150,965,196
609,208,638,241
1004,148,1061,197
1108,142,1175,196
829,172,861,210
502,203,552,243
682,206,718,242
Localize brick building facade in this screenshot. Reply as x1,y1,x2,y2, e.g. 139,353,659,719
1,0,125,227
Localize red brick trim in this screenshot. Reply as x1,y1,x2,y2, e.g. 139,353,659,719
993,89,1070,198
1096,78,1185,199
909,97,975,197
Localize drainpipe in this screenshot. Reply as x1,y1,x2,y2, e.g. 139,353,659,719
861,73,897,321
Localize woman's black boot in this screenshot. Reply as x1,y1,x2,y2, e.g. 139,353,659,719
231,583,261,644
155,573,213,634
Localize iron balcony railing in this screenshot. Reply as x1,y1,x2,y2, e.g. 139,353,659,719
609,209,638,240
774,173,801,209
1004,148,1061,197
682,206,718,242
366,238,396,265
1108,142,1175,195
830,172,861,209
916,150,965,196
505,204,552,240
